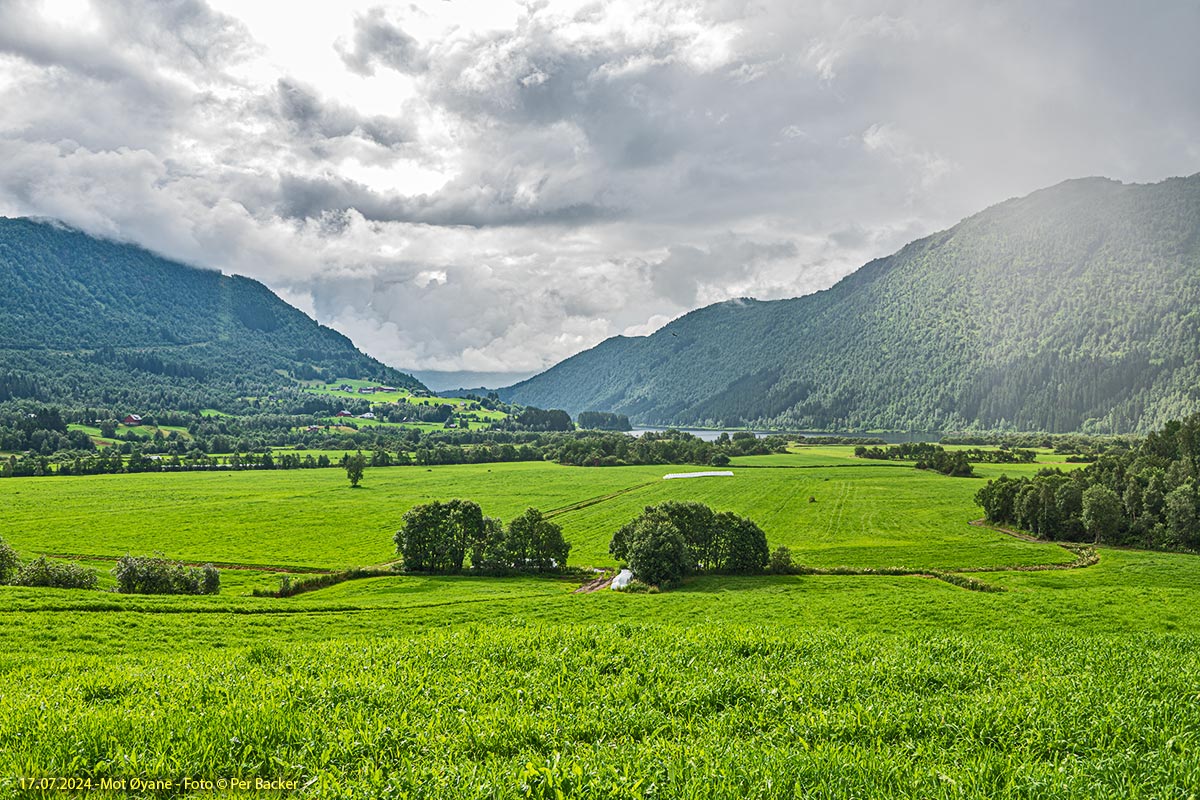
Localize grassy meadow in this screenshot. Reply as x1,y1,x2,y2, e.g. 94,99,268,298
1,447,1197,798
0,449,1077,570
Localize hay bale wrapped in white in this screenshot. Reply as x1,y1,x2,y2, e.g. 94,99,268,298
611,568,633,590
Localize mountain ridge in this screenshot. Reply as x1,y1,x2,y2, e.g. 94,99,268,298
500,174,1200,433
0,216,424,408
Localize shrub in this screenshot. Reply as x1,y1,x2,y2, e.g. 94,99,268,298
112,555,220,595
768,546,794,574
11,556,98,590
0,537,19,584
617,579,658,594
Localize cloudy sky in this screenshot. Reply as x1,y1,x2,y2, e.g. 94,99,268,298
0,0,1197,387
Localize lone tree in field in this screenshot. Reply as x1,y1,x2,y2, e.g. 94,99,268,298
345,451,366,488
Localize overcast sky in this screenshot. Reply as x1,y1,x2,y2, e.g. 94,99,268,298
1,0,1197,387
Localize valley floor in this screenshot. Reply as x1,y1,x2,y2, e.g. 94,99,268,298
1,448,1196,798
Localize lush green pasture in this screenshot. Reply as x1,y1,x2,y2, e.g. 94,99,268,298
0,462,664,569
3,447,1196,798
0,454,1072,570
1,550,1199,799
307,378,508,420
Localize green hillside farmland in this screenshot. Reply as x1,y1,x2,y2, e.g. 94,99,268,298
308,378,509,420
1,453,1072,571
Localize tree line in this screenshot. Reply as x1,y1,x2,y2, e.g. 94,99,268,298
975,412,1200,550
853,443,975,477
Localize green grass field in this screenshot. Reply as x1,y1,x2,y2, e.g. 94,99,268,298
0,452,1074,571
1,447,1197,798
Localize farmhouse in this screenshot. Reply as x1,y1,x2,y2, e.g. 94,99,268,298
122,414,143,425
357,412,376,420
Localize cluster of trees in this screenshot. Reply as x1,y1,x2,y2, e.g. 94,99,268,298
609,502,769,587
0,405,95,455
976,413,1200,550
112,555,220,595
501,407,575,432
549,430,786,467
853,443,975,477
0,538,98,589
395,502,571,573
576,411,632,431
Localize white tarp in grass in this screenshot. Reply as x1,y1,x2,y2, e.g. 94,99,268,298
611,569,633,590
662,471,734,480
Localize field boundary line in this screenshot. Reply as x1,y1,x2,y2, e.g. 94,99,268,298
962,520,1100,572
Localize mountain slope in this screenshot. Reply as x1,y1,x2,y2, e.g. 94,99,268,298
502,174,1200,433
0,217,423,407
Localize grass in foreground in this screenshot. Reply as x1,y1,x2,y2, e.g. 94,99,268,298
0,536,1197,799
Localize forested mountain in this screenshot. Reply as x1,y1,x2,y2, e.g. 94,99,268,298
502,174,1200,433
0,218,422,408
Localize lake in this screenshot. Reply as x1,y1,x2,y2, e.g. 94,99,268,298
629,427,940,443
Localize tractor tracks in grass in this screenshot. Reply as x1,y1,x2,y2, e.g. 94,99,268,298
542,481,658,520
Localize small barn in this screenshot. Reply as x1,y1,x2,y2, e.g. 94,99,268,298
122,414,143,425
